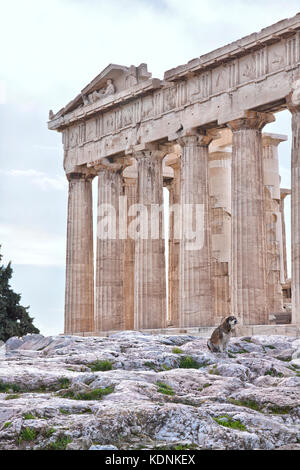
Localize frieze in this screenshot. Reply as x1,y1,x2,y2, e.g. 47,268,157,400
59,29,300,157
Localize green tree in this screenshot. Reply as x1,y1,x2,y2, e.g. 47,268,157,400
0,247,39,342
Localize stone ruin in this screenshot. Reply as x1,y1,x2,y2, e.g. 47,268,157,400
48,14,300,336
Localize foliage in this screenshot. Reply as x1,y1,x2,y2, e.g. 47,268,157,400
172,347,183,354
264,368,284,378
44,428,56,438
178,356,200,369
0,381,22,393
57,377,71,389
19,427,37,442
23,413,36,420
5,394,21,400
214,414,247,431
0,247,39,342
89,360,112,372
61,385,115,401
228,398,261,411
156,381,175,396
48,436,72,450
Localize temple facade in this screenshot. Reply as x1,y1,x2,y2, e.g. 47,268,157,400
48,14,300,335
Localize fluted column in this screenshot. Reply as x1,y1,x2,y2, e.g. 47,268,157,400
228,111,274,325
134,149,166,329
166,159,181,327
65,172,94,334
123,176,137,330
287,80,300,324
262,133,287,315
209,150,231,324
95,167,125,331
178,131,213,327
280,188,291,283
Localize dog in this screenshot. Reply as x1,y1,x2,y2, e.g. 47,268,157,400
207,316,238,353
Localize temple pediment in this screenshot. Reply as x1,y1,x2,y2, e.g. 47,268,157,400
50,63,152,120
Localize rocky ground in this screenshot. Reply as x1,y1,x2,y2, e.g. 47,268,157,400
0,331,299,450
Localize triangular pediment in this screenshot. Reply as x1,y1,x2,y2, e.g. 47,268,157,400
50,63,152,119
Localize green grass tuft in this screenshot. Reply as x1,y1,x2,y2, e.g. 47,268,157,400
228,398,261,411
208,365,220,375
5,394,21,400
62,385,115,401
0,381,22,393
160,364,172,371
214,414,247,431
156,381,175,396
264,368,284,378
44,428,56,438
199,383,211,391
57,378,71,389
48,436,72,450
3,422,12,429
268,405,292,415
23,413,36,420
179,356,200,369
19,427,37,442
89,360,112,372
144,361,157,370
172,347,183,354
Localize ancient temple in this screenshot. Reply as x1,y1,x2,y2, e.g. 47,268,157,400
48,14,300,335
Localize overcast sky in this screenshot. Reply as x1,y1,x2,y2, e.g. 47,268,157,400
0,0,298,335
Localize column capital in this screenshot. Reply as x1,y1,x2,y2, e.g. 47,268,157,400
133,148,167,161
262,133,288,148
227,111,275,131
165,153,181,171
93,156,132,174
66,170,95,182
286,79,300,113
177,129,213,148
280,188,291,200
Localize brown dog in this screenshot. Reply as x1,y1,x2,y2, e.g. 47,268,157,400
207,316,238,353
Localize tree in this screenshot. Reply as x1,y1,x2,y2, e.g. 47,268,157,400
0,247,39,342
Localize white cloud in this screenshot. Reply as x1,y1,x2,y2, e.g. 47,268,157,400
1,0,299,109
0,169,66,191
0,223,65,267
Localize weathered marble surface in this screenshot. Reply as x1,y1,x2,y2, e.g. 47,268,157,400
0,332,299,450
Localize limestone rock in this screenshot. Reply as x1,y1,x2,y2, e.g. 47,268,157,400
0,332,299,450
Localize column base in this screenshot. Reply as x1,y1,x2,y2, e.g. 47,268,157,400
64,323,300,338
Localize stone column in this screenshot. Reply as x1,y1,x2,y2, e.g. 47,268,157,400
123,176,137,330
65,172,94,334
134,148,166,330
280,188,291,283
228,111,275,325
287,80,300,324
95,166,125,332
166,158,181,327
262,133,287,316
209,150,231,324
178,131,213,327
